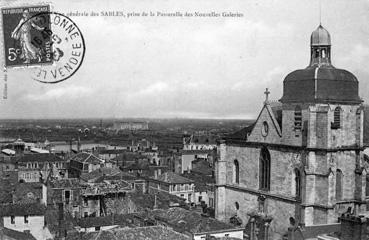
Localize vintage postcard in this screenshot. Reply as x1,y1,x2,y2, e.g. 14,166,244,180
0,0,368,240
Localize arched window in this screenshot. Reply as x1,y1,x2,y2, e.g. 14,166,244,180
259,148,271,191
333,107,341,129
233,160,239,184
294,105,302,130
295,169,301,199
336,169,343,201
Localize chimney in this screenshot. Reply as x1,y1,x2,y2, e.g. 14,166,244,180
41,183,47,206
153,194,158,210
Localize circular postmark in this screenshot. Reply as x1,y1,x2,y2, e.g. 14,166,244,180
20,11,85,83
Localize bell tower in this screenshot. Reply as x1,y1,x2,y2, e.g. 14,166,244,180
309,25,331,66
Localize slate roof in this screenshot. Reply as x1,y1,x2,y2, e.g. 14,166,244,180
281,65,361,104
13,182,43,204
0,202,46,216
78,214,137,228
69,152,104,164
153,207,241,234
79,226,190,240
80,167,121,182
127,191,186,210
156,172,194,184
49,178,81,189
16,153,64,163
4,227,37,240
224,123,255,141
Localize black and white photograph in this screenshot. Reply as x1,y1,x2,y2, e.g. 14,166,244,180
0,0,369,239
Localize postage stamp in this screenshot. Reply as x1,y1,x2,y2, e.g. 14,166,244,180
1,6,85,84
2,5,52,67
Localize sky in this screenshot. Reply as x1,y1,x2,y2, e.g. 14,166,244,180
1,0,369,119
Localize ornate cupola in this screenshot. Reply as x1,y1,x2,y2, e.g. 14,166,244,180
280,25,362,105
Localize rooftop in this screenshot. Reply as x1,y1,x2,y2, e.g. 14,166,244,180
156,172,194,184
76,226,190,240
3,227,37,240
49,178,81,189
16,153,65,163
69,152,104,165
152,207,241,234
81,181,132,196
0,202,46,216
80,167,122,182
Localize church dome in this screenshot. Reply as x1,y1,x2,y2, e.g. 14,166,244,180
280,25,361,104
311,25,331,46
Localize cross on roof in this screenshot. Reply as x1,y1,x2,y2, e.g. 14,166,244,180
264,88,270,103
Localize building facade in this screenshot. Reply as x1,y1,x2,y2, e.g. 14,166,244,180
215,25,367,239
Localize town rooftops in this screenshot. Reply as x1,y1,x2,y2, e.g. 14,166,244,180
16,153,64,163
13,182,43,204
80,167,122,182
77,213,144,228
49,178,81,189
156,172,194,184
0,202,46,216
153,207,242,234
181,149,215,155
3,227,37,240
69,152,104,164
80,181,132,196
76,226,190,240
127,191,186,210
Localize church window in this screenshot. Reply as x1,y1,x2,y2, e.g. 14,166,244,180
235,201,239,210
294,106,302,130
295,169,301,199
332,107,341,129
233,160,239,184
259,148,271,191
336,169,343,201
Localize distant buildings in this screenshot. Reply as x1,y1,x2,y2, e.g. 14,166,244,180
112,121,149,131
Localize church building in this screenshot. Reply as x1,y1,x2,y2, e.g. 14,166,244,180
215,25,367,239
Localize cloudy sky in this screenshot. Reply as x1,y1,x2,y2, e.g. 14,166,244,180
1,0,369,119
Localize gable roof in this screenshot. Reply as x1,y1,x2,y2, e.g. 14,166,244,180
4,227,37,240
79,226,190,240
257,103,282,137
16,153,65,163
69,152,104,164
156,172,194,184
0,202,46,216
